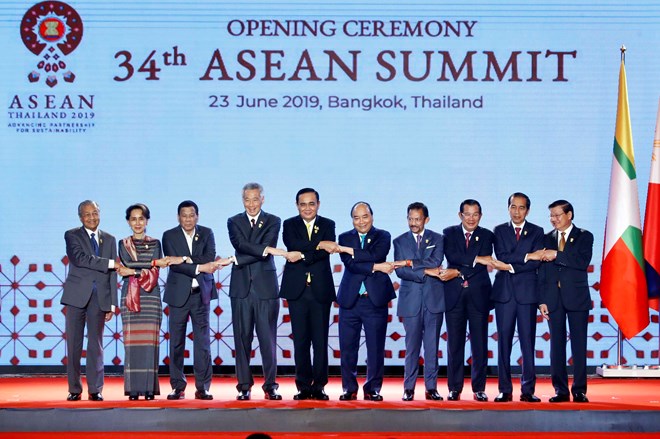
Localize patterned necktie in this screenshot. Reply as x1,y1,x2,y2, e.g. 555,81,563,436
251,218,256,228
90,232,99,256
416,234,422,249
359,234,367,296
307,222,312,240
559,231,566,251
515,227,521,241
465,232,471,248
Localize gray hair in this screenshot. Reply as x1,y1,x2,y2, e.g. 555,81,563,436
78,200,99,217
242,182,264,197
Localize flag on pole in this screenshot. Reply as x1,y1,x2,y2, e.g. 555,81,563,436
601,53,650,339
643,98,660,311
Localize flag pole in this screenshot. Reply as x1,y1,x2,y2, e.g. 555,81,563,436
615,44,625,370
597,45,657,377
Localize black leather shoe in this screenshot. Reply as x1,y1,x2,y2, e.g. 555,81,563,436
128,393,139,401
88,392,104,401
167,389,185,400
364,391,383,401
494,392,513,402
549,393,570,402
339,391,357,401
573,392,589,403
195,390,213,400
67,392,81,401
473,391,488,402
236,390,251,401
312,389,330,401
145,392,155,400
520,393,541,403
447,390,461,401
425,389,443,401
293,390,312,400
401,389,414,401
264,389,282,400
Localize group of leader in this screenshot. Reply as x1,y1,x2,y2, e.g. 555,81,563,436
62,185,593,404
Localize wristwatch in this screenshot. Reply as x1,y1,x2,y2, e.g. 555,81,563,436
182,256,189,264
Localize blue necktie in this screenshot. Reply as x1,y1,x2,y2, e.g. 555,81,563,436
359,234,367,296
90,232,99,256
90,232,99,293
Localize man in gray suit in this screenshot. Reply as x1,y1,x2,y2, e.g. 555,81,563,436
393,202,446,401
227,183,285,401
61,200,118,402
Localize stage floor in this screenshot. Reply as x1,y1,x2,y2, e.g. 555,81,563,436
0,375,658,435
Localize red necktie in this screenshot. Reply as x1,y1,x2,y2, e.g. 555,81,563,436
465,232,471,248
515,227,521,241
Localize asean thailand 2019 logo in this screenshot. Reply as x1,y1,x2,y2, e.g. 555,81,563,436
20,1,83,87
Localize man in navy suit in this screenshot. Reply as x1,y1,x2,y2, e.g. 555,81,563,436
280,188,338,401
227,183,285,401
528,200,593,403
393,202,445,401
162,200,221,400
62,200,118,402
336,202,396,401
440,199,494,402
491,192,544,403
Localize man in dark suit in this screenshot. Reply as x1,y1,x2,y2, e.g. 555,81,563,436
336,202,396,401
280,188,338,401
162,200,220,400
491,192,544,403
227,183,284,401
62,200,117,401
393,202,445,402
440,199,494,402
528,200,593,403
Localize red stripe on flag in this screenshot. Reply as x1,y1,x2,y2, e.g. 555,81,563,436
601,237,650,338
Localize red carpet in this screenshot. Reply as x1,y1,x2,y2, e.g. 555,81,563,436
0,376,658,436
0,376,658,410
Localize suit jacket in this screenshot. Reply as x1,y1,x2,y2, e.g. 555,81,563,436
491,221,544,305
279,215,337,303
227,211,280,300
337,227,396,309
442,224,494,313
61,227,118,311
393,229,445,317
538,226,593,312
162,224,218,307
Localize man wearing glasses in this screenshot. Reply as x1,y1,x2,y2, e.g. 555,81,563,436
527,200,593,403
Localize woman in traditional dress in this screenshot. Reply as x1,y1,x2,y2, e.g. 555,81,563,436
117,203,176,400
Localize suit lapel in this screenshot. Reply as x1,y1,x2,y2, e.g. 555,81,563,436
97,230,104,256
549,230,559,250
183,227,195,257
566,227,580,249
79,227,94,254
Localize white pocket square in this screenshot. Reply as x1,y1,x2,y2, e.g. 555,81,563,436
425,245,436,249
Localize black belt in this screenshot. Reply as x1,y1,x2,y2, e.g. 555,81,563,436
191,287,201,294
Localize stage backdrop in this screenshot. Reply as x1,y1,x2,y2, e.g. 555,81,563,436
1,1,658,369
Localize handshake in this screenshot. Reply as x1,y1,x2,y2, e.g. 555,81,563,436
199,256,234,274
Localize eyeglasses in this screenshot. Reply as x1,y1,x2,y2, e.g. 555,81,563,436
549,213,565,219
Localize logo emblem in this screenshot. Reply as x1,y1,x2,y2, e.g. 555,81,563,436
20,1,84,87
